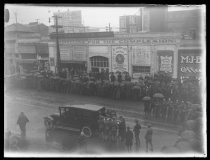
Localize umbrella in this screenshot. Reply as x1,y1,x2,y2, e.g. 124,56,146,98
185,120,196,130
133,85,140,89
142,96,151,101
175,140,193,152
181,130,196,141
153,93,164,98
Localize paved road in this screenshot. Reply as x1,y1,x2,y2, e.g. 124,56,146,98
4,88,179,156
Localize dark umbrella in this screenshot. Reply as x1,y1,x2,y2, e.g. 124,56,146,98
142,96,151,101
153,93,164,98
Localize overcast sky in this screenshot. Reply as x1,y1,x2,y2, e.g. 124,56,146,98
5,4,203,30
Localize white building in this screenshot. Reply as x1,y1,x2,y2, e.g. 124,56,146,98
51,10,84,33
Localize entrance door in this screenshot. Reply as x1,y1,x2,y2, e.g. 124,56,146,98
90,56,109,72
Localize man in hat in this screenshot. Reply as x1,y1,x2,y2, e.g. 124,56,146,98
144,124,153,152
17,112,29,139
125,126,133,152
118,116,126,143
133,120,141,151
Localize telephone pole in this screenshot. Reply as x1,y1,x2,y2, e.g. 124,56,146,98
52,15,62,75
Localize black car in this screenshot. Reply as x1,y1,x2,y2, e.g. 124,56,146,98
44,104,116,137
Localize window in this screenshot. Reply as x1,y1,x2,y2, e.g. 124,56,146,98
133,66,151,73
90,56,109,68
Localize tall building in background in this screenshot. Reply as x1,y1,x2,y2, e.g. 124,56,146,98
149,6,168,32
52,10,84,33
119,15,142,33
167,8,202,40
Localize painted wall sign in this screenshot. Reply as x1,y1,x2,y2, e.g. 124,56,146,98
131,46,151,66
59,37,177,46
88,46,109,58
178,49,202,80
158,50,174,76
112,46,128,72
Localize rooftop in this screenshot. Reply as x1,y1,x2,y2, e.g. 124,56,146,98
63,104,105,111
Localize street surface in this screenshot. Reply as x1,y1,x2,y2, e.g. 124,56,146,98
4,88,180,156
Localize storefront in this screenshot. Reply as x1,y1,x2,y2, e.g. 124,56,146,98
88,45,110,73
48,32,181,78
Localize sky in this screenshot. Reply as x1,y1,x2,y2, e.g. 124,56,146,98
5,4,203,31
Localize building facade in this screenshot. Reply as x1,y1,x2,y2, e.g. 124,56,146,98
119,15,142,33
49,32,185,79
5,23,49,75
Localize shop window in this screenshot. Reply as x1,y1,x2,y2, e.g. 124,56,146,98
90,56,109,68
133,66,151,73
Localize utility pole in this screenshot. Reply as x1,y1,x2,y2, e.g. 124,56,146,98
109,23,111,32
52,15,62,75
35,19,39,24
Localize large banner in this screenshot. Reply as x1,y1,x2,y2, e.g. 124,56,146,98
112,46,128,72
88,46,109,58
158,50,174,76
178,49,202,80
131,46,151,66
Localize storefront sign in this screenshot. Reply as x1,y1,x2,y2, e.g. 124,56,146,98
88,46,109,58
112,46,128,72
73,46,87,61
131,46,151,65
158,50,174,76
59,37,177,46
178,49,202,79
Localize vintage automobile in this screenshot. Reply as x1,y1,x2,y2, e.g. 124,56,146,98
44,104,117,138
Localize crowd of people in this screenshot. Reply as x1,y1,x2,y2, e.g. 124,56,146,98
10,69,201,104
7,69,202,127
97,114,153,152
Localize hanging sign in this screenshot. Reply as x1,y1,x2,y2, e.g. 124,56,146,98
158,50,174,76
112,46,128,72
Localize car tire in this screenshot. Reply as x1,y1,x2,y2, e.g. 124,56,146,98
82,126,92,138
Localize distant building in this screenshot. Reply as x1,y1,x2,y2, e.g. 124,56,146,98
4,23,49,75
50,10,84,33
148,6,168,32
119,15,142,33
167,8,202,40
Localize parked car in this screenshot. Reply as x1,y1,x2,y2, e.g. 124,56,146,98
44,104,117,138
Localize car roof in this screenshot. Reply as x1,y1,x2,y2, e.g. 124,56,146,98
61,104,105,112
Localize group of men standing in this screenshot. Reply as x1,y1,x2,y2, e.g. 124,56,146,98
144,98,193,125
97,116,154,152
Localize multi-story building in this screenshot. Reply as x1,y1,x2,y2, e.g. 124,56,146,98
167,8,202,40
50,10,84,33
48,31,186,79
4,23,49,75
119,15,142,33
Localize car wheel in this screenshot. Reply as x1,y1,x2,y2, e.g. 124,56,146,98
82,126,92,138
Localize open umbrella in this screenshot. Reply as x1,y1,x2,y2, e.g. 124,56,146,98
133,85,140,89
181,130,196,141
185,120,196,130
153,93,164,98
142,96,151,101
175,140,193,152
